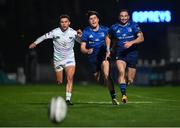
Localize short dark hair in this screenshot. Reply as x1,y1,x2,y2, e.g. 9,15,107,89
59,14,70,21
86,10,100,19
119,9,129,14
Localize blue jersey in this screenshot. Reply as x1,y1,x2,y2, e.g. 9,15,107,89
109,21,141,51
81,25,109,73
81,25,109,49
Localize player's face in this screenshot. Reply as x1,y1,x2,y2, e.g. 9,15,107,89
89,15,99,28
59,18,70,31
119,11,129,25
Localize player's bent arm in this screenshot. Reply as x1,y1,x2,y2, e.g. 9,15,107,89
131,32,144,45
80,42,93,54
75,29,82,43
80,42,89,54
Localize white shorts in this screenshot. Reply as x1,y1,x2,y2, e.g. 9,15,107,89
54,57,76,72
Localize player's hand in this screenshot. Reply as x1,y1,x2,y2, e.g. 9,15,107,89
77,29,82,37
87,48,93,54
29,43,37,49
105,51,111,61
124,41,133,49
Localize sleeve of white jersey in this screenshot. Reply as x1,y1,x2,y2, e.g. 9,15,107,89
34,30,54,45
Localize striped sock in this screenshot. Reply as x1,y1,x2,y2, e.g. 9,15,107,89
119,83,126,96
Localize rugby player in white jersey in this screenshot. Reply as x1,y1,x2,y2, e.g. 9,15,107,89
29,14,82,105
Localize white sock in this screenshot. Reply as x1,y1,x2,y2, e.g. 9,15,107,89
66,92,72,101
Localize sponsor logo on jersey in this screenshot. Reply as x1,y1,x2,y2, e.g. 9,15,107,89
54,36,60,39
62,43,66,47
95,38,100,41
122,34,126,37
100,32,105,37
89,41,94,44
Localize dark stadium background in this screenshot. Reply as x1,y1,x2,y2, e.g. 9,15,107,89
0,0,180,84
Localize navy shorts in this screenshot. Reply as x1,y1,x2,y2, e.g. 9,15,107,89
114,47,138,68
87,46,106,73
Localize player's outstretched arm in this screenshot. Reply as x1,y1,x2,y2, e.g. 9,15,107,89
29,42,37,49
28,30,54,49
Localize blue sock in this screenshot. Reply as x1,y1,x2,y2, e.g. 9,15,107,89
119,83,126,96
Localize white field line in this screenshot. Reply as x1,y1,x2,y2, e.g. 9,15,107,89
131,94,178,102
83,101,153,104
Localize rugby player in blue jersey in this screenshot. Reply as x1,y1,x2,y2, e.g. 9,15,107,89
81,11,119,105
106,9,144,103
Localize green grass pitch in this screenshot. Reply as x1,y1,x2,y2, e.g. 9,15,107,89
0,84,180,127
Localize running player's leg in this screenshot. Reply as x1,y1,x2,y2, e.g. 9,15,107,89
127,67,136,85
126,51,138,85
56,71,63,84
87,54,101,82
94,72,100,82
116,60,128,103
54,64,64,84
101,60,119,105
65,65,75,105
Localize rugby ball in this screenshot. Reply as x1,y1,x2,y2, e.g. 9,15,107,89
48,96,67,123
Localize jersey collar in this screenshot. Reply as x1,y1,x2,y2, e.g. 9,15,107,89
118,22,130,27
90,25,100,32
59,27,70,33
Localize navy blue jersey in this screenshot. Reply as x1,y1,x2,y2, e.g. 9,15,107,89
81,25,109,73
109,21,141,51
81,25,109,49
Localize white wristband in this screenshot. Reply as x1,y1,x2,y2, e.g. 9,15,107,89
106,47,110,52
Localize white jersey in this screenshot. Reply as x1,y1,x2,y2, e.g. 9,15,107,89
34,27,78,71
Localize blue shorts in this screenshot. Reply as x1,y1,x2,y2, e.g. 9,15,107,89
114,47,138,68
87,46,106,73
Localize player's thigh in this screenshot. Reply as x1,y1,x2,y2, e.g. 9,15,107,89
54,63,64,82
116,60,126,74
126,51,138,69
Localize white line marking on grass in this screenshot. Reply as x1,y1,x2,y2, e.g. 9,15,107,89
84,101,153,104
131,94,178,102
128,101,153,104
